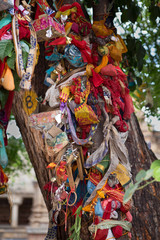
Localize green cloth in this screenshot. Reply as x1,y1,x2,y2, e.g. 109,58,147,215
95,154,110,175
0,14,12,30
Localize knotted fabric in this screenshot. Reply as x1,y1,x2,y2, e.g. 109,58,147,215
45,45,85,68
84,109,131,207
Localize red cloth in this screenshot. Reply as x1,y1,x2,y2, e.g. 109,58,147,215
71,36,92,63
95,199,123,239
35,4,43,20
79,124,91,140
58,2,85,17
91,43,99,65
122,92,134,120
71,22,79,34
4,90,14,120
0,20,30,40
112,225,123,238
91,69,104,87
45,41,55,56
94,202,112,240
34,0,55,19
0,91,14,146
18,20,30,40
49,37,66,46
102,74,131,132
100,64,117,76
0,58,6,78
0,23,11,40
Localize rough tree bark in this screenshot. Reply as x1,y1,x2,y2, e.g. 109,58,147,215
126,114,160,240
12,0,160,239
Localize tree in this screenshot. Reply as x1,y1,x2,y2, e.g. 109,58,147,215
1,0,160,239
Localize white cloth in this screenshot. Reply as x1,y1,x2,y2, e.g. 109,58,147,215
44,83,60,108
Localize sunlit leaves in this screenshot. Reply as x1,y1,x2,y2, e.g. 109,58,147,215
151,160,160,181
123,160,160,204
151,159,160,170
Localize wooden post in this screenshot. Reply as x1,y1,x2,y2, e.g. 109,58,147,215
66,154,75,189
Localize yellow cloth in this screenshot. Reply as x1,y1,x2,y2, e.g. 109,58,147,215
60,86,70,102
82,203,94,213
97,190,105,199
86,64,94,76
92,20,113,37
98,45,109,56
108,35,127,62
112,163,131,187
95,55,108,73
65,22,73,35
55,7,77,18
75,102,99,125
115,35,128,53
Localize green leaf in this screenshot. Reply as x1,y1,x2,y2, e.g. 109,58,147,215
12,70,21,91
135,169,146,182
151,160,160,170
136,41,146,71
126,36,136,52
123,183,138,204
149,5,160,23
128,5,141,23
69,224,76,232
7,51,16,70
144,169,153,181
153,167,160,182
121,9,128,23
0,40,14,61
22,50,28,70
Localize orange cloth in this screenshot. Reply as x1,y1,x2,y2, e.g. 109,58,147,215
108,45,122,62
0,63,15,91
95,55,108,73
92,20,113,37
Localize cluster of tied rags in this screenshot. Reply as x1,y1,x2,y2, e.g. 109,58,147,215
0,1,134,239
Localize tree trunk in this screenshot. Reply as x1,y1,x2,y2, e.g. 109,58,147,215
126,114,160,240
12,0,160,240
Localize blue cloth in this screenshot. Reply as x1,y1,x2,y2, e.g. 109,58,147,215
0,128,8,169
95,198,104,217
45,45,85,68
87,180,96,194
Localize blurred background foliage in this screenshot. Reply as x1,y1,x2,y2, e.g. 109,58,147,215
0,89,31,176
5,136,31,177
